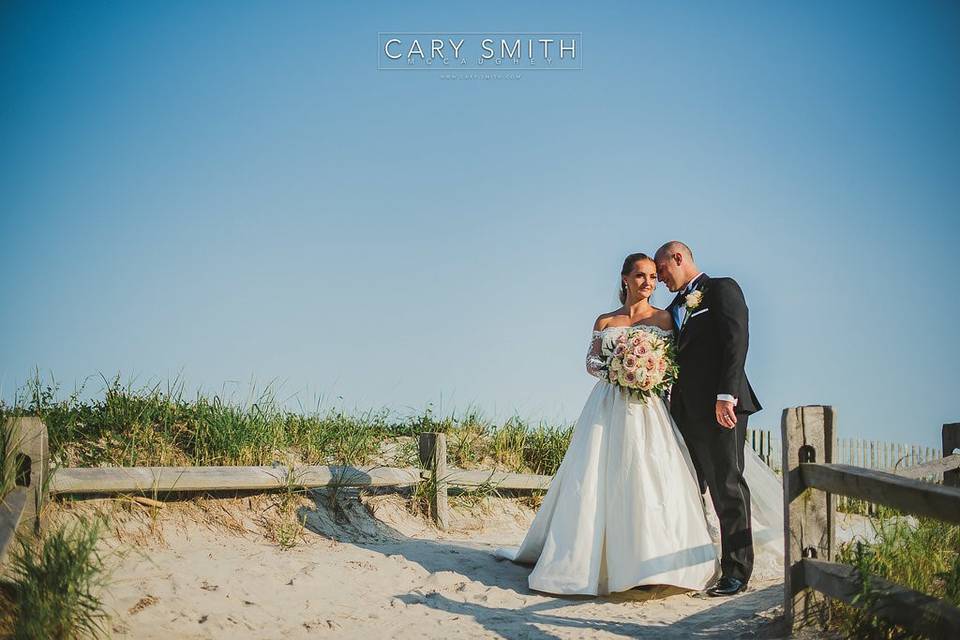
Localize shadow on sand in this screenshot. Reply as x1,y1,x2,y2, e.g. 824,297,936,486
395,585,784,639
297,486,786,638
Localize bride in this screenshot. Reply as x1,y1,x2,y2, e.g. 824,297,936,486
493,252,783,596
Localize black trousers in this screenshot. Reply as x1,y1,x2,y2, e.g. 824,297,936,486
672,407,754,583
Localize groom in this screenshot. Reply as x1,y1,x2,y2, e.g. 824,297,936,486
654,241,762,597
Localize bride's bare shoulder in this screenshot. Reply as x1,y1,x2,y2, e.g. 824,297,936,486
593,309,623,331
648,308,674,331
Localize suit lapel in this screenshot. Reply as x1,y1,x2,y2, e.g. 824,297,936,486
677,273,710,348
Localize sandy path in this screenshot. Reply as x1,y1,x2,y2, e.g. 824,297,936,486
67,488,793,639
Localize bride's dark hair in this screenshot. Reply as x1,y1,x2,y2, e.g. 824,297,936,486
619,252,655,304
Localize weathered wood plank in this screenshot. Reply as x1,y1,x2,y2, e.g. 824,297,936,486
802,558,960,639
893,454,960,480
50,463,557,495
0,486,28,565
782,405,836,630
49,465,424,494
800,463,960,524
442,469,553,490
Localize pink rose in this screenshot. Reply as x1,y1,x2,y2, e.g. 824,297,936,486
645,358,656,371
613,344,626,356
624,355,638,370
633,345,647,356
624,371,637,383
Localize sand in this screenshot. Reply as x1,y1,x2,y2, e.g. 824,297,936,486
47,480,885,639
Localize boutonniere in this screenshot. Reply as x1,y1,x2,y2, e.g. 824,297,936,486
679,289,704,332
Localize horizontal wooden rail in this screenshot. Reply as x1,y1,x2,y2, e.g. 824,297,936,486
440,468,553,490
49,464,556,495
894,453,960,480
799,462,960,524
801,558,960,638
50,465,424,494
784,410,960,634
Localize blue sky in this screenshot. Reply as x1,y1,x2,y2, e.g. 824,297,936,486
2,1,958,448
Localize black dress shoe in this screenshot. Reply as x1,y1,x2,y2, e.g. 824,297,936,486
706,576,747,597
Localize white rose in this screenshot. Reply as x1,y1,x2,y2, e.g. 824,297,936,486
685,290,704,310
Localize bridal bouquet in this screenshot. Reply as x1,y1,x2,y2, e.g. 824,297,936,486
604,329,679,400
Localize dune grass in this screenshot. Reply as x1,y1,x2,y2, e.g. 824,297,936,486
0,371,574,477
830,507,960,639
0,517,110,639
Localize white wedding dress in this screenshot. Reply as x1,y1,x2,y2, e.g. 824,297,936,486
493,324,784,596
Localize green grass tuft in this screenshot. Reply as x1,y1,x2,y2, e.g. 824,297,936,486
831,507,960,639
1,517,110,639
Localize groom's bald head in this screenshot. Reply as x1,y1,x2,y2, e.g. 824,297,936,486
654,241,700,292
655,241,693,262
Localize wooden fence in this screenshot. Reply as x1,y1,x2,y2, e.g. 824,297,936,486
6,414,960,637
0,418,553,572
10,426,553,534
747,428,777,469
782,407,960,637
747,427,947,504
836,438,945,478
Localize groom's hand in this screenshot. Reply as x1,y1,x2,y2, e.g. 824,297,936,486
715,400,737,429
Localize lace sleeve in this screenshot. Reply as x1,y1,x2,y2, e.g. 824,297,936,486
585,331,607,379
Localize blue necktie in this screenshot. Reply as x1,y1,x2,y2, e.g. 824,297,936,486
673,281,697,330
672,298,684,330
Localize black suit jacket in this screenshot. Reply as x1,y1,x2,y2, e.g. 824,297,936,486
668,274,761,419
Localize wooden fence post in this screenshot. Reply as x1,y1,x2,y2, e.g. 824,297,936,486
3,417,49,535
944,424,960,489
418,432,449,531
782,405,836,632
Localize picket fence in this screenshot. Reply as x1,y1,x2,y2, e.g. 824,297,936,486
747,429,942,475
748,428,945,511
